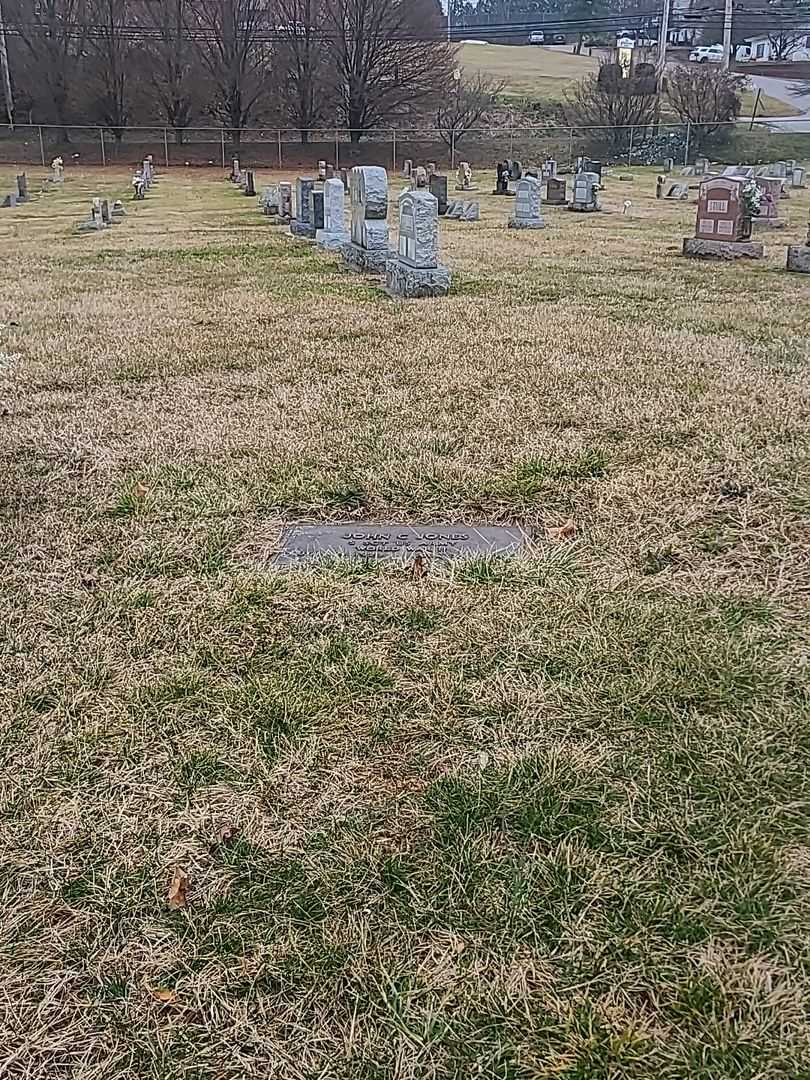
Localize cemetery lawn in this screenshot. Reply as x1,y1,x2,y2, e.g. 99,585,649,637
2,165,810,1080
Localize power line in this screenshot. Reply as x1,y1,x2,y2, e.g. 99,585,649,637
2,7,808,43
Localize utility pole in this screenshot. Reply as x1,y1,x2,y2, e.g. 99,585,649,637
656,0,671,87
722,0,734,68
0,0,14,128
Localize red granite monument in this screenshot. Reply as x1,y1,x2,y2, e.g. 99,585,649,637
683,177,763,260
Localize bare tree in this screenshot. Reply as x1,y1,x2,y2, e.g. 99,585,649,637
189,0,271,147
326,0,454,143
560,69,658,154
136,0,203,143
666,64,744,152
274,0,329,142
436,70,503,149
5,0,88,134
85,0,133,141
0,0,14,125
766,29,809,60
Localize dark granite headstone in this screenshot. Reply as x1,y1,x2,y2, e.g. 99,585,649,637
428,174,448,215
291,177,316,237
271,524,526,566
310,189,325,230
296,178,314,224
576,156,602,179
546,177,567,205
243,170,256,197
493,161,514,197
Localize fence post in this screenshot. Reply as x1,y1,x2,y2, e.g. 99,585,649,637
99,128,106,167
38,126,45,166
509,114,514,157
277,129,282,170
450,129,456,171
163,128,169,168
684,121,691,166
568,127,574,166
220,129,226,169
392,129,397,174
627,125,634,168
335,129,339,170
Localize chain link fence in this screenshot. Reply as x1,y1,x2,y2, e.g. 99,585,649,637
1,119,809,172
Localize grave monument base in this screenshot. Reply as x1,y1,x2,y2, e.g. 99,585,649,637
752,217,787,230
507,218,545,229
568,204,600,213
316,228,349,251
341,241,390,273
290,219,315,238
786,245,810,273
385,258,451,298
682,237,764,260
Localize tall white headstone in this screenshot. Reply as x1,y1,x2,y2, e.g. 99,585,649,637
385,189,450,297
342,166,390,272
316,177,348,250
508,175,545,229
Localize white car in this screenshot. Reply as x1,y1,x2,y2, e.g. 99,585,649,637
690,44,724,63
529,31,545,44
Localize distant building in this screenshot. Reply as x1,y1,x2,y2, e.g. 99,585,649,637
736,33,810,62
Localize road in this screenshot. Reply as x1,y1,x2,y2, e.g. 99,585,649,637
748,74,810,132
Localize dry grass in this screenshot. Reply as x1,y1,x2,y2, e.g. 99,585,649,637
459,42,599,101
739,88,804,119
1,164,810,1079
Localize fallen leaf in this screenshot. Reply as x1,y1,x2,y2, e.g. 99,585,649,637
411,553,427,580
132,480,148,500
150,987,178,1005
167,868,189,909
478,750,490,769
217,823,239,845
548,519,577,541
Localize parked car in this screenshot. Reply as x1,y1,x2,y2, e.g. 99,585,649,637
529,31,545,44
690,44,724,62
551,33,566,43
617,29,657,47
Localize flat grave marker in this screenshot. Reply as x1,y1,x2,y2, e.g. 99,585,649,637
271,524,526,566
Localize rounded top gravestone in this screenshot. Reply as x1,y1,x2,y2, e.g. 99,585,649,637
352,166,388,219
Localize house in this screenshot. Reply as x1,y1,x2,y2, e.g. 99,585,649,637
736,33,810,62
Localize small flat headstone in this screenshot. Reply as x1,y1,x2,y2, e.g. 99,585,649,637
271,524,526,566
